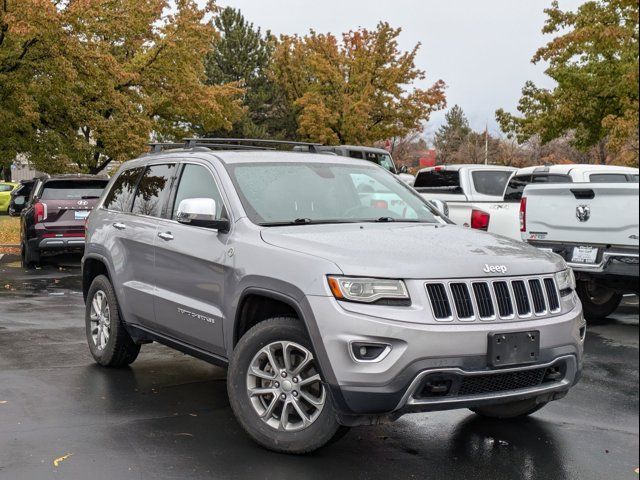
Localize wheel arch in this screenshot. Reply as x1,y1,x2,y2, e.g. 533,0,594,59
233,287,338,387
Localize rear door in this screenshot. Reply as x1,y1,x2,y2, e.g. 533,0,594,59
151,161,230,355
100,163,177,327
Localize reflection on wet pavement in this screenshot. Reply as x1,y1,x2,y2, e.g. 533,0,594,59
0,253,638,480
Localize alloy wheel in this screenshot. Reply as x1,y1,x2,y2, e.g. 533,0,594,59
90,290,111,350
246,341,326,432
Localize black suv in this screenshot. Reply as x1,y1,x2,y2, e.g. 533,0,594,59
21,174,109,266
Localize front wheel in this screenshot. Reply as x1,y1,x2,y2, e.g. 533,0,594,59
471,398,547,419
227,317,345,454
576,280,623,321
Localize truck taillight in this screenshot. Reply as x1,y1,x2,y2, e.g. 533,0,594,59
520,197,527,232
34,202,46,223
471,209,490,231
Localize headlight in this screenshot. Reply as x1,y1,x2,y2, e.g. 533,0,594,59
555,269,576,293
327,276,409,303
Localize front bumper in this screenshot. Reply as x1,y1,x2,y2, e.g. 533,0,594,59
307,295,584,417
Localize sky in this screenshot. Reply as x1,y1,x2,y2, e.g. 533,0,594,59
206,0,585,137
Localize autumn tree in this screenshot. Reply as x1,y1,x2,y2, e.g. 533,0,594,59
204,7,277,137
271,23,446,145
496,0,639,165
0,0,244,174
433,105,471,163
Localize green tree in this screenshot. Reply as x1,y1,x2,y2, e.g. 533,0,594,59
496,0,639,165
271,22,446,145
433,105,471,163
204,7,277,137
1,0,244,174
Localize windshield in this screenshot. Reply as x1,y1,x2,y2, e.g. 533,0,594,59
227,162,443,226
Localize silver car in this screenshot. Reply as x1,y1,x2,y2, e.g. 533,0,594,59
82,139,585,454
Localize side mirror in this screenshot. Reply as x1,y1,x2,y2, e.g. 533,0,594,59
399,165,408,174
429,199,449,217
176,198,230,232
14,195,25,206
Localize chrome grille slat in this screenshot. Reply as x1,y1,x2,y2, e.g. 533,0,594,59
512,280,531,316
544,278,560,312
426,283,452,320
450,283,474,320
493,281,514,318
529,279,546,314
472,282,495,319
425,275,561,323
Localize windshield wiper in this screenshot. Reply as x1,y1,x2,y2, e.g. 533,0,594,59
374,216,396,222
259,218,357,227
81,195,100,199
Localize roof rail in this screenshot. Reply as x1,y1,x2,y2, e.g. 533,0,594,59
148,142,185,153
183,138,322,153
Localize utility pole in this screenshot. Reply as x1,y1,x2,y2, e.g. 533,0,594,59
484,123,489,165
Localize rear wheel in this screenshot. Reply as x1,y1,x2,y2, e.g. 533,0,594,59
227,317,345,454
21,240,40,268
576,280,623,321
471,398,547,419
85,274,140,367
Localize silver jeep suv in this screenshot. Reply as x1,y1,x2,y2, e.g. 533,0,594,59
82,139,585,454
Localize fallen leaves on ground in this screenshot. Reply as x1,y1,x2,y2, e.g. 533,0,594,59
53,453,73,467
0,217,20,245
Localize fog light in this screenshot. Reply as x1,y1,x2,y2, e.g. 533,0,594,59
351,342,391,362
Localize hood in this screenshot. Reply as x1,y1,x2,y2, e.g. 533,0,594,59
260,223,565,279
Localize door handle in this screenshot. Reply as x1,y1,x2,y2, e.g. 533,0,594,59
112,222,126,230
157,231,174,241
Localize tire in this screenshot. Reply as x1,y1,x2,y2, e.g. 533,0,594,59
227,317,345,454
576,280,623,321
471,398,547,419
85,274,140,367
21,240,40,269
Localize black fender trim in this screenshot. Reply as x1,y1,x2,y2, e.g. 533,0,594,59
233,287,351,413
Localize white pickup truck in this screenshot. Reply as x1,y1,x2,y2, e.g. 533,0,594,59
521,182,639,320
490,165,639,240
414,164,516,230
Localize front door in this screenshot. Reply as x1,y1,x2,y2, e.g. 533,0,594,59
152,162,230,356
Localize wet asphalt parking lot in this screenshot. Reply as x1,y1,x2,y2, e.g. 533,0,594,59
0,253,638,480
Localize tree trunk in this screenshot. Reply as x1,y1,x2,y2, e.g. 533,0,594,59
597,140,607,165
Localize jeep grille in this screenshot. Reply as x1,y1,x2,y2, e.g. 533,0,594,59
425,275,561,322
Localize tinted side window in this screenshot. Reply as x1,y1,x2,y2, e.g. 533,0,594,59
532,174,573,183
589,173,630,183
504,175,532,202
172,164,224,219
348,151,364,159
471,171,514,196
132,164,176,217
414,170,462,194
103,167,143,212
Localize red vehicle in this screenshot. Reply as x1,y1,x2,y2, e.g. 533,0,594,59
20,175,109,267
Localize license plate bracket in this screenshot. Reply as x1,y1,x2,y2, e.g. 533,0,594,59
488,331,540,368
571,245,599,264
